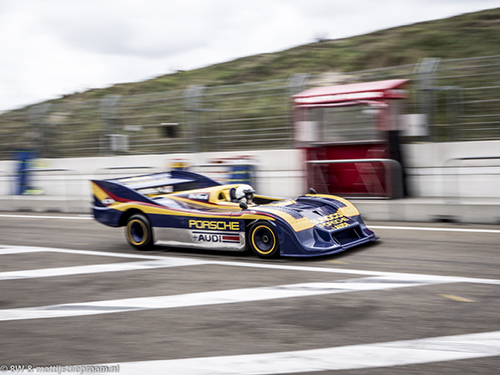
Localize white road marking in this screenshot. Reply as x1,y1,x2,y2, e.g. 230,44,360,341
1,245,500,286
0,276,451,322
0,259,207,281
0,245,169,260
1,244,499,372
0,247,46,255
369,225,500,234
91,330,500,374
2,214,499,233
207,259,500,286
0,214,92,220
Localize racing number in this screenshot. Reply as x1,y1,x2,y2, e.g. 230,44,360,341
249,221,279,258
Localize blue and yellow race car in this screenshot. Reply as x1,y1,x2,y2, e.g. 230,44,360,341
91,170,377,258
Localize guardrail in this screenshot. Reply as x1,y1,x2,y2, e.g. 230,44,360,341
0,170,10,196
22,168,82,212
305,158,404,199
25,167,82,194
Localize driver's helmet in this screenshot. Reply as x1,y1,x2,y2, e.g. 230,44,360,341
235,184,255,203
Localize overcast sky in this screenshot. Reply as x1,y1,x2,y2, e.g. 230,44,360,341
0,0,498,112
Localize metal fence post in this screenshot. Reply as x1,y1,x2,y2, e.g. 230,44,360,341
28,103,52,158
184,85,205,153
286,74,309,148
99,95,122,155
414,57,440,142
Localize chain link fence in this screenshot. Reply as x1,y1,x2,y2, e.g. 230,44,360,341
1,55,500,160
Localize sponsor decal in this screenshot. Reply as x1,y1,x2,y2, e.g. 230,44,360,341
189,219,240,231
192,232,240,243
310,213,350,230
101,197,115,206
188,193,209,201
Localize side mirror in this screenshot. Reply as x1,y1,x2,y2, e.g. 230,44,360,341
239,201,248,210
309,188,317,194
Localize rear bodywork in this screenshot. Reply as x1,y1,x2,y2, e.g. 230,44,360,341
91,170,378,257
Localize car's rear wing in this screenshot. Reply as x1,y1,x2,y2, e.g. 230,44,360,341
91,170,222,207
98,170,221,191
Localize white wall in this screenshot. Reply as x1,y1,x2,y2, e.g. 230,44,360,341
0,149,307,201
403,140,500,198
1,140,499,213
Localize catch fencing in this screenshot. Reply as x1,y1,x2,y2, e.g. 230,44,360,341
1,54,500,160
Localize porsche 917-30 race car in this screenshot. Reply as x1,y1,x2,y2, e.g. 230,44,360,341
91,170,378,258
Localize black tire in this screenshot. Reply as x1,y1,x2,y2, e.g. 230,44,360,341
248,221,279,258
125,214,154,250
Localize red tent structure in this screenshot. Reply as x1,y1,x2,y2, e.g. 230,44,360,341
292,79,409,198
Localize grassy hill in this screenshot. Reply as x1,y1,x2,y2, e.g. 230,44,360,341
61,7,500,102
1,8,500,158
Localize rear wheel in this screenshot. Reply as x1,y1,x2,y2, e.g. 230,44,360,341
248,221,279,258
126,214,154,250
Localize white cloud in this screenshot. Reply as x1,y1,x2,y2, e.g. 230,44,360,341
0,0,498,111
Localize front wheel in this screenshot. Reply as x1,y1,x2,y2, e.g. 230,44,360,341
126,214,154,250
248,221,279,258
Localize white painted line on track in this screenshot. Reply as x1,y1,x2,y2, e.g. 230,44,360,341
0,247,47,255
207,259,500,286
1,213,499,233
92,330,500,374
1,244,500,285
0,214,92,220
0,276,451,321
369,225,500,234
0,245,171,260
0,259,207,281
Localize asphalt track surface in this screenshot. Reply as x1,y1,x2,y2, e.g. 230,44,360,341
0,213,499,374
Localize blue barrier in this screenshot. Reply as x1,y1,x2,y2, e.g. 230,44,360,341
13,149,37,195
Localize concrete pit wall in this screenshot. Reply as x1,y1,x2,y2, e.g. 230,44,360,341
0,149,307,213
0,141,499,224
